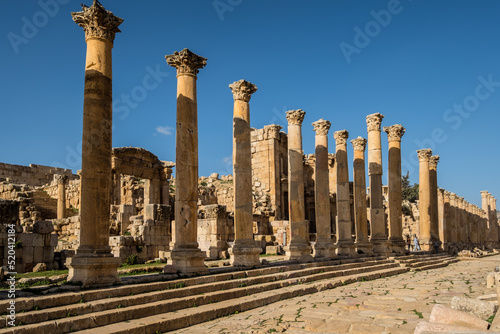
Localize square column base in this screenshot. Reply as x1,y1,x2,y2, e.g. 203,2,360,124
389,240,406,255
66,255,121,288
285,242,313,262
167,249,208,274
371,238,391,256
355,241,373,256
229,241,262,267
336,241,356,257
312,240,337,260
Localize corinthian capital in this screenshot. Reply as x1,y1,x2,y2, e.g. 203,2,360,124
383,124,406,142
229,79,257,102
333,130,349,146
351,137,367,151
286,109,306,125
429,155,440,168
417,148,432,162
480,191,490,198
366,113,384,132
166,48,207,76
72,0,124,43
55,174,68,185
312,119,331,136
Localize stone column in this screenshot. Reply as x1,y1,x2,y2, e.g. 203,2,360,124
165,48,208,274
417,148,433,251
449,193,457,245
284,109,313,262
491,197,498,247
441,190,451,251
67,1,123,287
429,155,440,247
55,175,68,220
483,191,495,248
366,113,388,253
333,130,354,256
144,178,161,205
228,79,261,267
351,137,371,255
383,124,405,253
457,197,465,244
311,119,335,259
111,171,121,205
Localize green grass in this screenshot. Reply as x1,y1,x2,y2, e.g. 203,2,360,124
16,269,68,279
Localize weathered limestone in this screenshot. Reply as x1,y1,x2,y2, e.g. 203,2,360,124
449,193,458,244
351,137,371,255
165,48,208,274
311,119,335,259
439,190,451,250
228,79,261,267
417,148,433,251
55,175,68,220
482,191,498,248
333,130,354,256
284,109,313,262
66,0,123,287
366,113,388,253
383,124,405,254
429,155,440,247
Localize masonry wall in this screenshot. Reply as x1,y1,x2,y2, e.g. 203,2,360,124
0,163,76,187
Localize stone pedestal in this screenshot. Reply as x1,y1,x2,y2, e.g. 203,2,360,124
228,80,261,267
56,175,68,220
284,110,313,262
66,1,123,287
366,113,389,254
311,119,335,260
384,125,406,254
165,49,208,274
417,148,433,250
351,137,372,255
429,155,440,247
333,130,354,257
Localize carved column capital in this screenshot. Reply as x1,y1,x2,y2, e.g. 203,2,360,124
55,174,68,185
312,119,331,136
263,124,282,140
429,155,440,169
229,79,257,102
71,0,123,43
383,124,406,142
166,48,207,76
480,191,490,198
443,190,451,199
366,113,384,132
333,130,349,146
351,137,367,151
417,149,433,162
286,109,306,125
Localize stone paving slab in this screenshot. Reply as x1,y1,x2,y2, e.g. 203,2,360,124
171,255,500,333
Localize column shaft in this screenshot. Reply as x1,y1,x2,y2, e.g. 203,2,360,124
429,156,440,244
417,149,432,250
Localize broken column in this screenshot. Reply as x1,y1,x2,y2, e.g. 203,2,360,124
312,119,335,259
334,130,354,256
166,48,208,273
366,113,388,253
55,175,68,220
383,124,406,253
285,109,313,262
429,155,440,248
351,137,371,255
229,79,261,267
67,0,123,286
417,148,433,251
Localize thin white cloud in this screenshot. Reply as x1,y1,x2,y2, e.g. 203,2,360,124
156,125,174,136
222,156,232,164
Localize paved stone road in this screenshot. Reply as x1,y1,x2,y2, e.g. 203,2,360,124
173,255,499,334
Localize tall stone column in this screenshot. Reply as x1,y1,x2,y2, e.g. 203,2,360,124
165,48,208,274
483,191,495,248
491,197,498,247
311,119,335,259
55,175,68,220
441,190,451,251
429,155,440,247
333,130,354,256
457,197,465,244
366,113,388,253
449,193,458,245
417,148,433,251
351,137,371,255
285,109,313,262
383,124,405,253
228,79,261,267
67,0,123,287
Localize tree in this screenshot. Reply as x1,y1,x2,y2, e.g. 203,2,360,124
402,171,419,203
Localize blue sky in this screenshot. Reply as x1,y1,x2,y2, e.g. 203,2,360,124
1,0,499,207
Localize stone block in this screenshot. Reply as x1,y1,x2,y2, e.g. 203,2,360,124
451,296,498,320
23,246,34,265
429,304,489,330
50,234,58,247
33,263,46,272
33,247,43,263
33,234,44,247
33,221,54,234
414,321,477,334
266,245,279,255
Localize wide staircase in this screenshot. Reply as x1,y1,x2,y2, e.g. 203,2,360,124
391,252,459,271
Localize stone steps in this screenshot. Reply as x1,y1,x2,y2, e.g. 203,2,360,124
392,253,459,271
413,258,460,272
0,258,407,333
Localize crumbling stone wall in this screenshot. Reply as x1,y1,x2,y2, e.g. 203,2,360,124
197,204,234,259
0,163,76,187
